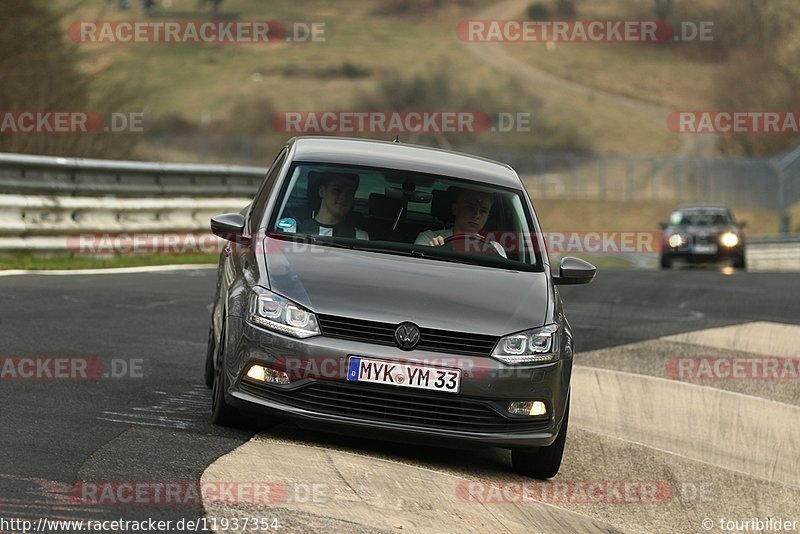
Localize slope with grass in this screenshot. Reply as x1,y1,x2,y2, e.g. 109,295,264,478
56,0,686,162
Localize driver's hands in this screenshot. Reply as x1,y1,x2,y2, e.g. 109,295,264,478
428,236,445,247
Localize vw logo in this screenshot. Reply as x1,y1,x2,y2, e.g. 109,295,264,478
394,322,421,350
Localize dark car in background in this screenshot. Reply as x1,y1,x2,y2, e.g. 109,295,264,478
204,137,596,479
659,204,747,269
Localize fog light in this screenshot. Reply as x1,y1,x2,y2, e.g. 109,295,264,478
245,364,290,385
246,365,267,381
508,400,548,417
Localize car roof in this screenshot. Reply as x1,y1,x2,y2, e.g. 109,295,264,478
287,136,522,189
673,204,730,211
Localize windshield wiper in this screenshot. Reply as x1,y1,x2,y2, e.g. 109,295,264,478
271,233,352,249
272,236,502,267
418,251,487,266
347,242,425,257
353,243,490,266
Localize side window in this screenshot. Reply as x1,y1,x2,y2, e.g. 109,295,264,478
249,149,287,233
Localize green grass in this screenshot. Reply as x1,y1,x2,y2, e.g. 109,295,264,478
0,252,218,271
533,199,779,235
56,0,684,159
503,22,723,110
503,0,798,112
48,0,800,161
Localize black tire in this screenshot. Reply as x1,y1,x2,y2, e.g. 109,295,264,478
659,255,671,269
204,322,215,388
733,253,746,270
511,398,570,479
210,318,242,427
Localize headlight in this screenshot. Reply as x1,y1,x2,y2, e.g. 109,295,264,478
720,232,739,248
667,233,686,248
492,324,559,365
248,287,320,338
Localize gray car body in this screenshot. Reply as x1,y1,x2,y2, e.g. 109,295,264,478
210,137,573,447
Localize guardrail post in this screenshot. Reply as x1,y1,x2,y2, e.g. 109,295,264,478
776,164,789,234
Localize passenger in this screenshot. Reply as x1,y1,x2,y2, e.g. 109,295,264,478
297,172,369,240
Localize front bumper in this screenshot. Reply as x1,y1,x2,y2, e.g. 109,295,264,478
222,319,572,448
662,245,744,263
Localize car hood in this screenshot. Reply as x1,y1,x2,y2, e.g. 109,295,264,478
263,239,550,336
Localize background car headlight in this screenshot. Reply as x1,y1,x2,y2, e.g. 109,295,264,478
667,233,686,248
720,232,739,247
249,287,320,338
492,324,559,364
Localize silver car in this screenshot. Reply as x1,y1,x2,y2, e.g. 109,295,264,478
206,137,595,478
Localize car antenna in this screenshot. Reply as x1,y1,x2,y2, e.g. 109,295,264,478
393,135,400,143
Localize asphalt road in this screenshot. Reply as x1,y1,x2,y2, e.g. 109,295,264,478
557,267,800,351
0,267,797,532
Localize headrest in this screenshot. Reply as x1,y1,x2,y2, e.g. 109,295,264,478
369,193,402,219
431,187,456,223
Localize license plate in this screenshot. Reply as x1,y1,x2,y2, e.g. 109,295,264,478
694,244,717,254
347,357,461,393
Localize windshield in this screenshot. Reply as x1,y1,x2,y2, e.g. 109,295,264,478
669,209,734,227
268,162,544,271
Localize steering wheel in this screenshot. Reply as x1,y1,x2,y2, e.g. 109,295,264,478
443,233,486,245
442,233,503,256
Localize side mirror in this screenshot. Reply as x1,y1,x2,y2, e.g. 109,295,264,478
739,220,747,228
211,213,250,245
658,221,668,230
554,257,596,285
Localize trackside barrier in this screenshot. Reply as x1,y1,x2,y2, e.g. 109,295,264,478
0,153,797,269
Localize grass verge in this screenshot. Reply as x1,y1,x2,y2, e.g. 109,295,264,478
0,252,218,271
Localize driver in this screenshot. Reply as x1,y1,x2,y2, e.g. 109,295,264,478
414,188,505,256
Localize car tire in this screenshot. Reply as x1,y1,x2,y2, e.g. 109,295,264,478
733,253,746,270
660,255,671,269
204,322,215,388
210,318,242,427
511,397,570,479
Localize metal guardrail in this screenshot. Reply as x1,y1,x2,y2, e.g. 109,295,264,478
0,152,264,250
747,234,800,244
0,152,265,197
0,152,797,268
746,235,800,271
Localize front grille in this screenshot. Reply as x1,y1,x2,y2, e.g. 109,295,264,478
240,380,547,433
694,233,716,246
317,314,498,357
